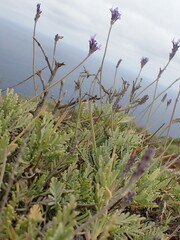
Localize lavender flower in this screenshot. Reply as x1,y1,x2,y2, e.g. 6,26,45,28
153,236,160,240
121,190,135,209
34,3,42,22
123,190,135,204
167,99,172,107
124,154,137,174
116,59,122,69
89,35,101,55
131,147,154,180
37,3,41,13
161,93,167,102
140,57,149,68
138,95,149,105
110,7,121,24
169,39,180,60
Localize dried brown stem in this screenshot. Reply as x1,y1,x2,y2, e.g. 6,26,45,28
32,21,37,95
1,67,47,92
0,136,29,218
33,37,53,74
163,87,180,145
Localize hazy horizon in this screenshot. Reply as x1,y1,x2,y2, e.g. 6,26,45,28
0,18,179,138
1,0,180,93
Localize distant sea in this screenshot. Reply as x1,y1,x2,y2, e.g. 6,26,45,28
0,18,179,138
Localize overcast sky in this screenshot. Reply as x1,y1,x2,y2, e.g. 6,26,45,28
1,0,180,91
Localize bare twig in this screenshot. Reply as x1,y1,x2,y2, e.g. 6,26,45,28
163,87,180,145
1,66,47,92
99,24,113,108
167,225,180,240
33,37,53,74
36,70,46,90
24,55,90,109
0,148,7,190
146,61,171,128
134,77,180,121
0,136,29,218
32,21,38,95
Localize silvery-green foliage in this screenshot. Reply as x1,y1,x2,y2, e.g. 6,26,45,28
0,89,34,133
135,160,178,208
44,196,78,240
23,111,73,164
0,90,179,239
48,177,65,210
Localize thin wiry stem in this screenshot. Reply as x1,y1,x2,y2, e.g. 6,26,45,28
158,120,179,138
124,67,142,112
110,60,122,136
25,55,90,106
112,67,118,97
89,73,99,97
163,87,180,146
0,158,20,218
99,24,113,108
0,147,7,190
33,63,62,116
0,135,29,218
1,67,47,92
126,68,142,108
89,102,97,152
52,81,64,114
167,222,180,240
158,128,180,165
32,21,38,95
143,123,165,142
134,68,142,87
140,106,167,134
134,61,172,103
146,60,170,128
52,40,57,69
134,77,180,121
74,76,83,139
52,35,63,69
137,97,164,124
33,37,53,74
36,71,46,90
149,99,165,119
112,59,122,97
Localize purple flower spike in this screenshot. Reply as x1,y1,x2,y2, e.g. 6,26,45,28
132,147,154,179
37,3,41,13
167,99,172,107
153,237,161,240
110,7,121,24
34,3,42,22
140,57,149,68
139,95,149,105
89,35,101,55
169,39,180,60
123,190,135,204
126,148,154,190
161,93,167,102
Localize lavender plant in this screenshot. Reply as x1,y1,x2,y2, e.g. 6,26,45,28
0,3,180,240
